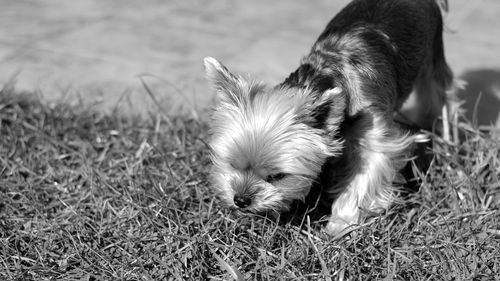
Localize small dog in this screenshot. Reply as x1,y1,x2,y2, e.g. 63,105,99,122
204,0,456,236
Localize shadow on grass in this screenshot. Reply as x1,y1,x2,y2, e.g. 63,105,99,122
458,68,500,129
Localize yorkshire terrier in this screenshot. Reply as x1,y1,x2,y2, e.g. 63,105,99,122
204,0,457,236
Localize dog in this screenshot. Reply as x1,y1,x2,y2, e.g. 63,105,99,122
204,0,457,236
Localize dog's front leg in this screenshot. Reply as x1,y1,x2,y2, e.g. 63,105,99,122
325,113,414,236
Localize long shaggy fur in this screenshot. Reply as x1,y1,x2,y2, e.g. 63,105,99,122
207,60,344,212
204,0,456,236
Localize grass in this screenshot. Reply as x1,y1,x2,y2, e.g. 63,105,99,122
0,85,499,281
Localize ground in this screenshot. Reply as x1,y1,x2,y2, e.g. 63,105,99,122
0,1,500,280
1,88,499,280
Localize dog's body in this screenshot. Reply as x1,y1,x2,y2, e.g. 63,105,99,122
205,0,455,235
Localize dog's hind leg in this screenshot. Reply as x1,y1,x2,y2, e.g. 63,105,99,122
400,16,460,143
408,66,456,142
325,113,414,236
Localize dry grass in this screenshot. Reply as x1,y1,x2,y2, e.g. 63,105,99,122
0,85,499,280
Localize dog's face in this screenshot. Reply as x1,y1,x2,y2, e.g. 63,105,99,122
204,57,344,213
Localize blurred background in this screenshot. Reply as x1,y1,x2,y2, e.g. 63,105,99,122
0,0,499,128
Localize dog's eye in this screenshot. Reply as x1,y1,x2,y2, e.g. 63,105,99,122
266,172,287,183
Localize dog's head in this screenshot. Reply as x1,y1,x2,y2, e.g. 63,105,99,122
204,57,345,213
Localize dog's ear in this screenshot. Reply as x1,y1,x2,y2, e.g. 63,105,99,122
309,87,346,131
204,57,243,104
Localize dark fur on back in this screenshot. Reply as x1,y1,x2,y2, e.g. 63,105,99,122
282,0,451,121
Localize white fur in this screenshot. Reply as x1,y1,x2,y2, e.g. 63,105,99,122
326,114,415,235
210,86,341,212
205,57,343,213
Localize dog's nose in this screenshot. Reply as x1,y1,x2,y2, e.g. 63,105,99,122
233,195,251,208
